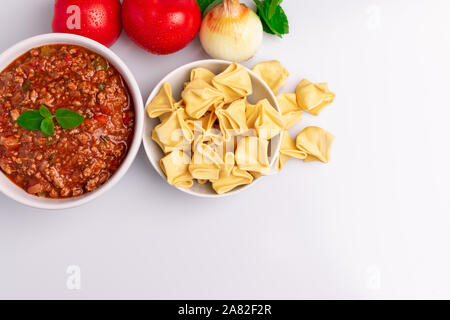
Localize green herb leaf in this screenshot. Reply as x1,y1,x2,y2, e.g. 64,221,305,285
261,16,276,35
39,105,53,119
22,79,31,93
91,56,108,71
55,109,84,129
197,0,216,14
268,0,282,19
16,110,43,131
40,117,54,136
270,4,289,35
254,0,274,33
254,0,289,37
40,46,51,56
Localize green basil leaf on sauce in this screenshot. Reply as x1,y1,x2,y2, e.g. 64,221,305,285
40,117,54,136
16,110,44,131
55,109,84,129
39,105,53,119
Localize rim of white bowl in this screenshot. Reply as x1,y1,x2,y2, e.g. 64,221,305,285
143,59,282,198
0,33,144,210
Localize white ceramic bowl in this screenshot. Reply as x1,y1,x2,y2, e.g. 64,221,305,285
143,60,282,197
0,33,144,210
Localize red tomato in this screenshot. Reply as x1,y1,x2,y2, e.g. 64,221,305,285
122,0,201,55
52,0,122,47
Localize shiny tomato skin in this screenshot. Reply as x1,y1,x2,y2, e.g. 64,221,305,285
52,0,122,47
122,0,201,55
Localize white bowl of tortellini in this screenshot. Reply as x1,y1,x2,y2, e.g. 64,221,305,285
143,60,283,197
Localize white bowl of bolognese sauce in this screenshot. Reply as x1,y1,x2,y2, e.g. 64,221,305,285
0,33,144,210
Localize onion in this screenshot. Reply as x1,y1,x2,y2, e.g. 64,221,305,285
200,0,263,62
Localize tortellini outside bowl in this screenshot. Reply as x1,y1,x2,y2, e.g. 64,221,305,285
143,60,282,197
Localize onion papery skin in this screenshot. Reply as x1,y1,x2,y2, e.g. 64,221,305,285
200,1,263,62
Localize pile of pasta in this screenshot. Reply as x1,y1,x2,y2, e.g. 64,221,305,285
252,61,336,170
146,61,335,195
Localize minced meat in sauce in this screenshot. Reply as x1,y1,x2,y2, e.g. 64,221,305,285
0,44,135,198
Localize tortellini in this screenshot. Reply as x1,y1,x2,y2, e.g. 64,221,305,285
212,63,253,103
187,111,217,134
215,98,248,141
296,79,335,116
152,108,193,153
212,167,253,195
296,126,335,163
189,142,223,181
245,100,258,129
148,64,277,194
160,151,193,188
276,93,303,129
182,79,224,119
235,136,270,175
210,151,253,195
277,131,307,171
147,60,336,194
190,67,215,84
252,60,289,94
146,82,176,118
248,99,284,140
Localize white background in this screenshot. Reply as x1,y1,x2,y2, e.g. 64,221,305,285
0,0,449,299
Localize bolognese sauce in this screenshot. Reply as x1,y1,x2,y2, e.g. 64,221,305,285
0,44,135,198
